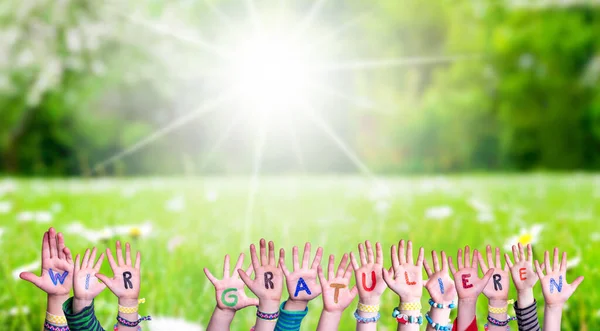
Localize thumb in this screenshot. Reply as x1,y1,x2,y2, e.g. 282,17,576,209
20,272,43,288
480,268,495,290
381,267,392,285
237,268,253,287
95,273,112,288
570,276,584,292
349,285,358,299
244,297,260,308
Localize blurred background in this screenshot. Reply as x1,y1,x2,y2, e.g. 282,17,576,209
1,0,600,330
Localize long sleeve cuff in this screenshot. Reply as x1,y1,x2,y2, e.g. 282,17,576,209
514,299,541,331
452,317,478,331
62,297,105,331
274,301,309,331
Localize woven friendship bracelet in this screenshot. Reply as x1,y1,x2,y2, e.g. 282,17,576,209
488,299,514,314
353,310,381,323
44,322,70,331
392,308,423,324
46,312,68,325
399,301,422,311
425,313,451,331
118,298,146,314
428,298,456,309
256,309,279,320
357,302,380,313
113,324,141,331
116,315,152,327
484,324,510,331
487,315,517,327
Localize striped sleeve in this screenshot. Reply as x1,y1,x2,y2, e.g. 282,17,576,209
514,300,541,331
274,301,309,331
62,297,106,331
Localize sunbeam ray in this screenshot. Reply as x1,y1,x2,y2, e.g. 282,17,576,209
245,0,262,33
242,116,269,246
198,112,244,172
309,81,375,110
285,116,306,171
306,9,373,52
203,0,236,33
293,0,328,38
91,92,235,174
317,54,483,72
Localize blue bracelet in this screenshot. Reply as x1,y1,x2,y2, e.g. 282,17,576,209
428,298,456,309
354,310,381,323
425,313,451,331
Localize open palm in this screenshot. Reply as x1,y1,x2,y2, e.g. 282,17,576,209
505,243,540,291
479,245,510,300
535,248,584,306
350,241,386,305
280,243,323,302
20,228,73,296
383,240,424,302
238,239,283,302
96,241,141,300
423,250,457,304
204,253,259,311
318,254,358,312
74,247,106,301
449,246,494,300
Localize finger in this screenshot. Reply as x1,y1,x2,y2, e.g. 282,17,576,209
519,243,526,261
93,253,105,271
349,252,360,272
526,244,533,262
75,254,81,272
534,260,545,280
358,243,367,265
268,241,275,266
416,247,425,267
49,228,58,258
479,251,488,274
495,247,502,269
88,247,97,269
349,286,358,299
544,250,552,274
223,254,231,279
95,273,112,288
116,241,125,266
338,253,349,278
366,241,375,264
204,268,217,285
245,263,254,277
406,240,414,265
399,240,406,265
472,249,480,270
19,272,43,288
250,244,260,271
233,254,245,277
486,245,493,269
382,267,393,285
42,231,50,260
237,269,253,286
311,247,324,270
570,276,584,292
134,251,141,270
279,249,290,277
504,253,514,269
465,246,471,268
293,246,300,271
125,243,132,266
343,262,353,279
552,247,559,271
106,248,118,271
512,245,519,264
259,239,267,265
457,249,464,269
64,247,73,266
391,245,400,271
480,268,495,289
82,249,91,270
57,233,66,260
375,242,383,265
448,256,457,275
560,251,567,272
441,251,448,271
301,242,311,269
327,255,335,280
318,265,326,284
423,258,433,278
432,251,440,272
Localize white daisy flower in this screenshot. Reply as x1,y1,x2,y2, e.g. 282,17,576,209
16,211,35,222
425,206,453,220
148,317,204,331
8,306,30,316
0,201,12,214
12,260,40,280
35,211,53,223
504,224,544,251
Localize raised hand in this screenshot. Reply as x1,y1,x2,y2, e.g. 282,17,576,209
350,241,386,305
505,243,540,306
448,245,494,301
280,242,323,305
317,254,358,312
96,241,141,301
204,253,259,311
238,239,283,314
74,247,106,300
423,250,457,304
20,228,74,296
478,245,510,301
535,248,584,307
382,239,424,303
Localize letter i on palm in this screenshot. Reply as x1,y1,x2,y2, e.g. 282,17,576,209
74,247,106,301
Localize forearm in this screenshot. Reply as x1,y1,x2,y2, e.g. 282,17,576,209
487,299,508,331
543,304,563,331
275,300,309,331
517,289,535,308
47,294,70,316
456,298,477,331
514,299,540,331
425,307,451,331
317,311,342,331
355,310,378,331
118,298,141,331
62,297,105,331
396,297,422,331
207,307,235,331
255,300,281,331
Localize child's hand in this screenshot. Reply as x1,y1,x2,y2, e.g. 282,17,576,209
478,245,510,301
96,241,141,301
238,239,283,312
534,248,584,307
449,245,494,301
350,240,386,305
423,250,457,304
20,228,74,297
204,253,259,311
382,239,424,302
280,242,323,304
74,247,106,301
505,243,540,292
317,254,358,312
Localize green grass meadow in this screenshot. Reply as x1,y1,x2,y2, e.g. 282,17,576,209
1,175,599,330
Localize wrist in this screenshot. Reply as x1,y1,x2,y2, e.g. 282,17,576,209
258,299,281,313
359,297,381,306
215,305,236,318
488,299,508,307
284,298,308,311
72,298,93,314
517,289,534,307
545,302,564,311
118,298,139,307
399,296,422,304
46,294,70,315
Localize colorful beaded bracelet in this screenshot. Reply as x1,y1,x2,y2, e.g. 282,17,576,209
256,309,279,320
425,313,451,331
392,308,423,325
487,315,517,327
116,315,152,327
44,322,70,331
353,310,381,323
428,298,456,309
484,323,510,331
